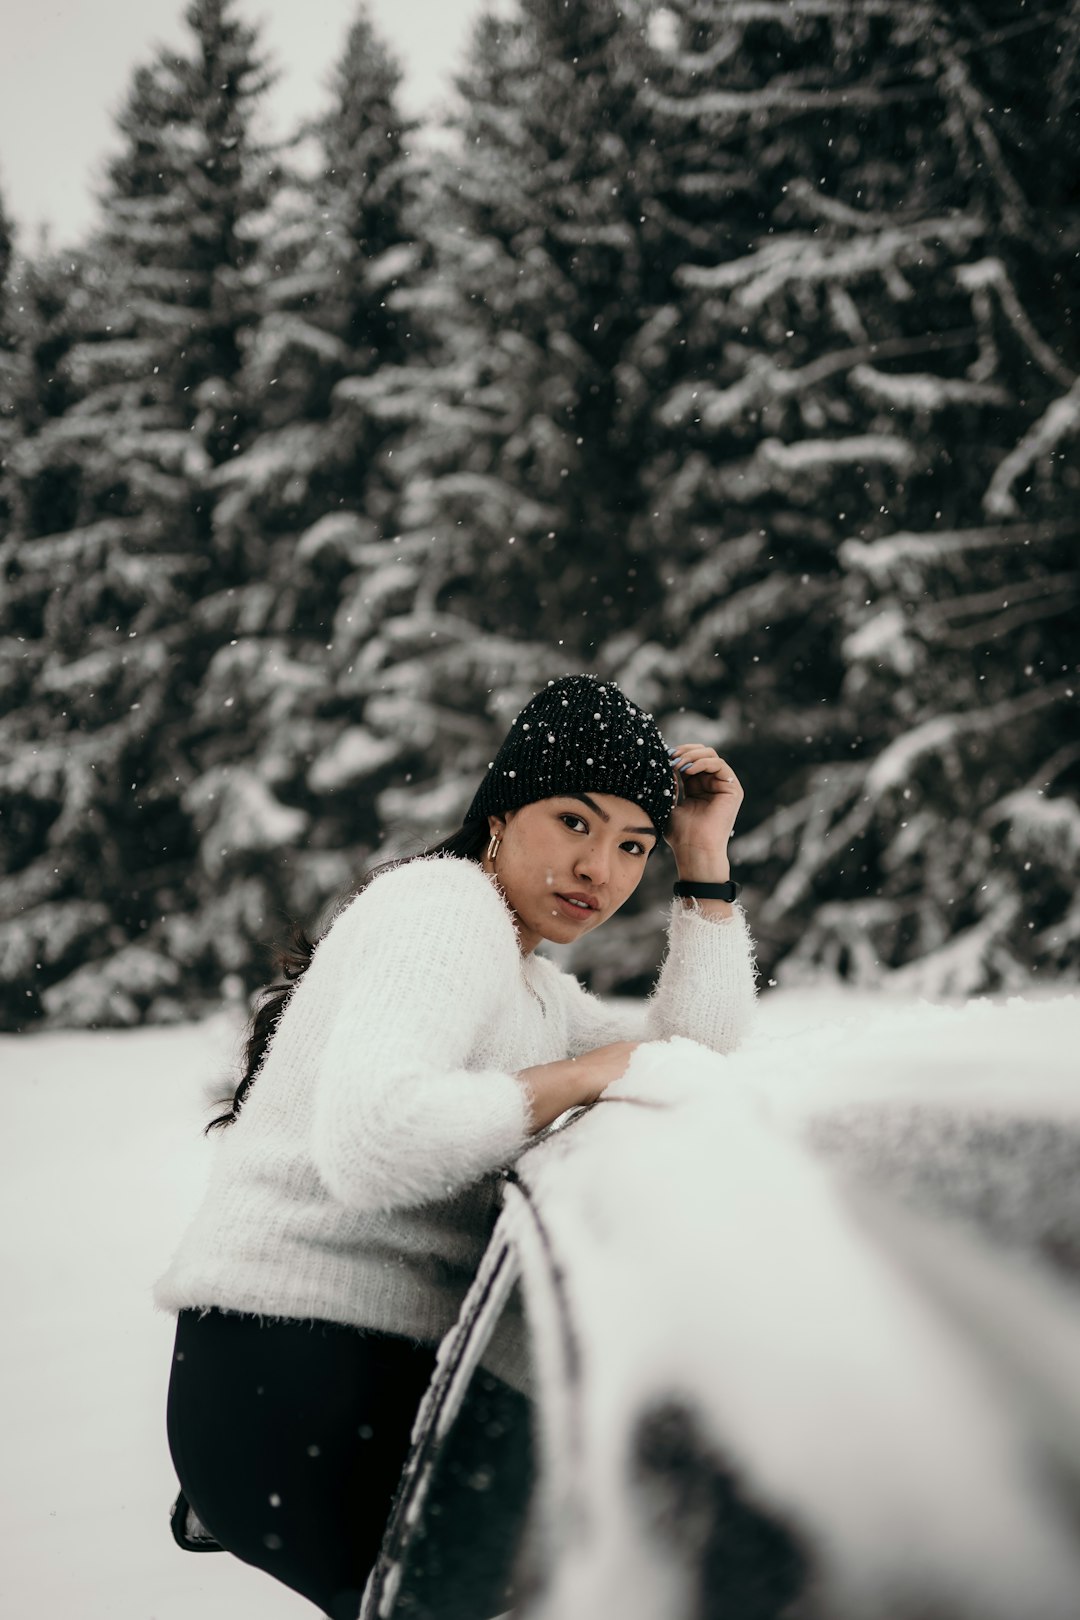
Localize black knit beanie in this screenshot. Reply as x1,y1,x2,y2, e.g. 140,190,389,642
464,675,675,835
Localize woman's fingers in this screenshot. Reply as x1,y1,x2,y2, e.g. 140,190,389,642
669,744,741,789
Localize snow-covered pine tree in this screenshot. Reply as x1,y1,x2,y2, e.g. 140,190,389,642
806,1,1080,992
710,0,1080,993
383,0,660,647
184,6,452,948
320,0,677,891
594,0,1078,992
0,0,276,1029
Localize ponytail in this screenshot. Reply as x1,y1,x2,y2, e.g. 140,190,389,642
204,821,491,1134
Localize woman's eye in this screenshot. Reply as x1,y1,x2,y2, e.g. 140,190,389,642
622,841,647,857
560,814,587,833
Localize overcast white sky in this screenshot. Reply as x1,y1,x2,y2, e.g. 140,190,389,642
0,0,487,249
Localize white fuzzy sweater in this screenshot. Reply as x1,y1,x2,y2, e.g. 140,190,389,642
154,855,758,1387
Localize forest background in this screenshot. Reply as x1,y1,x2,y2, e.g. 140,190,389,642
0,0,1077,1033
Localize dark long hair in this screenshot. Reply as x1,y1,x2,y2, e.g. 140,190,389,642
204,820,491,1134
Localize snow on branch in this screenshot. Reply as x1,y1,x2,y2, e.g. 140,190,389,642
683,574,831,663
41,942,182,1028
8,519,135,572
732,764,864,865
983,377,1080,519
181,766,309,879
783,176,910,234
863,683,1069,799
643,78,934,131
549,221,637,252
38,638,166,698
757,433,916,476
843,607,920,678
307,727,401,795
769,683,1072,912
657,0,901,27
924,571,1080,651
247,314,349,377
939,47,1030,237
842,521,1076,586
206,422,327,494
849,364,1009,414
295,512,378,569
0,899,111,982
660,332,983,435
362,243,423,293
987,789,1080,872
706,431,917,505
63,339,160,390
885,881,1024,998
956,259,1076,388
680,216,982,311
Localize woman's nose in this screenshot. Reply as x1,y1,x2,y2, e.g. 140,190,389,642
576,845,608,885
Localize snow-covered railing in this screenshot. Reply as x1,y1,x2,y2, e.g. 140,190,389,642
364,998,1080,1620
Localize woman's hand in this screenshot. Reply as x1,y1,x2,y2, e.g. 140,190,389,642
665,744,744,878
517,1041,639,1132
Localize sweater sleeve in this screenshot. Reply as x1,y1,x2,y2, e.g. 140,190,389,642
561,901,758,1058
309,858,531,1214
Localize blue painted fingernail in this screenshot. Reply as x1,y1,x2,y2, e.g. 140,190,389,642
677,760,691,770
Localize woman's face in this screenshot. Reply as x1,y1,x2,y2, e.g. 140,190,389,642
486,793,658,953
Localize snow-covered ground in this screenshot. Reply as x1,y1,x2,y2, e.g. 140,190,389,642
1,987,1077,1618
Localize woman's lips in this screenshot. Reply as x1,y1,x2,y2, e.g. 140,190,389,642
553,893,597,921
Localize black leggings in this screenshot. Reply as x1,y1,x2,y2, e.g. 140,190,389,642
166,1307,438,1619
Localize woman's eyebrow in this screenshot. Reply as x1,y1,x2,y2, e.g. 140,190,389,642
568,793,657,838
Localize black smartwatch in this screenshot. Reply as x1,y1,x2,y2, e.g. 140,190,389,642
672,879,741,902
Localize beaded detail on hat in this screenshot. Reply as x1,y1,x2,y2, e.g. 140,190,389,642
464,675,674,835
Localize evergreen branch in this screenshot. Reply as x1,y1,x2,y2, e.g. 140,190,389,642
849,365,1009,414
680,215,983,308
926,571,1080,626
1047,0,1080,129
662,330,979,432
1025,741,1080,796
783,177,923,234
732,773,863,866
644,79,936,129
863,684,1071,799
950,11,1064,57
957,259,1076,388
938,44,1031,236
766,683,1074,914
935,593,1080,650
983,378,1080,519
842,521,1078,582
676,0,905,23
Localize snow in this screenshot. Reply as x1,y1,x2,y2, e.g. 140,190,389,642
756,432,916,476
307,726,400,793
849,363,1010,414
2,990,1078,1617
42,943,183,1028
842,605,919,675
983,376,1080,519
296,511,378,568
678,216,981,309
0,1012,310,1618
511,992,1080,1620
182,767,310,877
840,522,1058,586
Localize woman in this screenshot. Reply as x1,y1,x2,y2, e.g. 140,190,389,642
155,674,757,1619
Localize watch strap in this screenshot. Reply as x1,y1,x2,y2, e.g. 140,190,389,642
673,879,741,902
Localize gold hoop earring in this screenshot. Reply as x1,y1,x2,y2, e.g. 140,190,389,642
487,832,501,863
